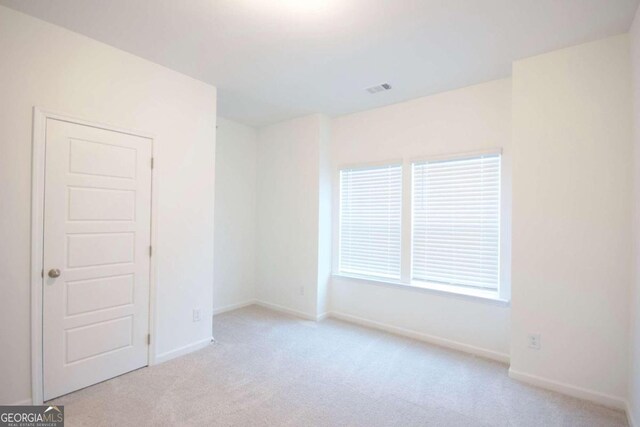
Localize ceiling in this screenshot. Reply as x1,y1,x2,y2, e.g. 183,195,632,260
2,0,638,126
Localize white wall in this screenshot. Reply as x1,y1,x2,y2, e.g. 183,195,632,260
317,115,333,318
255,114,331,319
213,118,257,314
510,34,632,407
330,79,512,360
256,115,321,317
0,6,216,404
630,4,640,424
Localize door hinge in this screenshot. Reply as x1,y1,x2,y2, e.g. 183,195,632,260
147,334,151,345
151,157,154,169
41,269,44,278
149,246,152,257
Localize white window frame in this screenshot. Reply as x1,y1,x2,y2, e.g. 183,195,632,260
332,149,510,304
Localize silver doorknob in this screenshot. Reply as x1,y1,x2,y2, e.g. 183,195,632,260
48,269,61,278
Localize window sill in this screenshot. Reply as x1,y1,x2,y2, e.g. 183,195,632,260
332,273,510,306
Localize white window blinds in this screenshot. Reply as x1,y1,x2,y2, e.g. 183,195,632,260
339,164,402,279
412,154,500,290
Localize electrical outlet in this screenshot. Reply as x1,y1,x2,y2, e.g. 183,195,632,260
528,333,541,350
299,286,305,296
193,309,201,322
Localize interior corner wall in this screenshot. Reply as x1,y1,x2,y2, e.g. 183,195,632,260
256,114,323,318
510,34,632,406
629,4,640,424
213,118,258,314
316,115,333,318
0,6,217,404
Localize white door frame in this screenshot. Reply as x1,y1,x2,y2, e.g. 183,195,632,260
30,107,159,404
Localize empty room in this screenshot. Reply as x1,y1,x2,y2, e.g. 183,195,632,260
2,0,640,426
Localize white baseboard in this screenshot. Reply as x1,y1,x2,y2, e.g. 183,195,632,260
316,312,329,321
213,300,256,316
154,338,212,364
508,368,626,410
254,300,318,321
329,311,510,364
9,398,32,406
628,401,637,427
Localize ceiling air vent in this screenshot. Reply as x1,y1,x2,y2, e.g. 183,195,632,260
366,83,392,94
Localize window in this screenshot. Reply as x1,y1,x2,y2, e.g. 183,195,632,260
339,164,402,279
412,154,500,290
335,152,505,300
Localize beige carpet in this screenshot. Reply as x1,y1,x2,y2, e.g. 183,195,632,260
51,305,628,426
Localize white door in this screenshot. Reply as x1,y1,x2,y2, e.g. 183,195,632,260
42,118,152,400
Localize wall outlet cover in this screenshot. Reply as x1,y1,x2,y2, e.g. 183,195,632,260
528,333,541,350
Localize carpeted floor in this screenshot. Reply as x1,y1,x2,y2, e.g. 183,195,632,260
51,305,628,426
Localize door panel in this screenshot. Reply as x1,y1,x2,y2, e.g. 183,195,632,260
68,187,136,221
66,232,135,267
65,316,133,363
65,274,134,315
43,118,152,401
